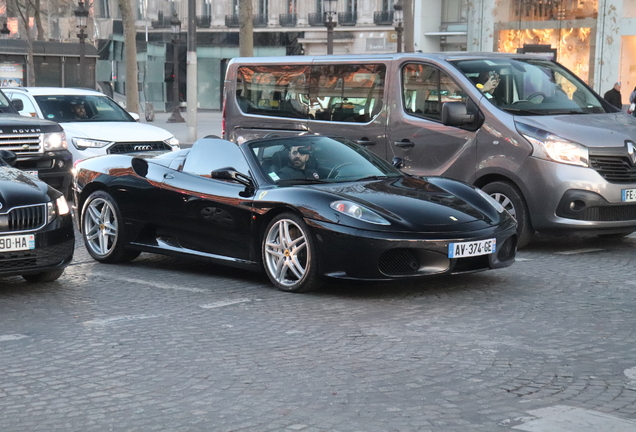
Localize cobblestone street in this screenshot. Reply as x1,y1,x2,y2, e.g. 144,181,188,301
1,232,636,431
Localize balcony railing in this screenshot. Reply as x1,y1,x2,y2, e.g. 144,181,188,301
151,16,171,29
338,11,357,26
225,14,239,27
253,14,268,27
196,15,211,27
308,12,326,26
373,10,393,25
279,13,297,27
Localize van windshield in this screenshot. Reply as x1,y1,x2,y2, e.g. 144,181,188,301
450,58,607,115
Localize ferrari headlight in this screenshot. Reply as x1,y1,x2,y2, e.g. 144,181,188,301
477,188,505,213
164,136,180,149
330,200,390,225
73,137,112,149
516,122,588,167
43,132,67,151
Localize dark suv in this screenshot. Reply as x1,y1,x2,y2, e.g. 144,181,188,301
0,89,71,196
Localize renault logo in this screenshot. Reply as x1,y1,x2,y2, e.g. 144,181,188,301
133,145,152,151
628,141,636,165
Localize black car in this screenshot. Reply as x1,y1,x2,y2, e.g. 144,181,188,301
73,135,517,292
0,150,74,282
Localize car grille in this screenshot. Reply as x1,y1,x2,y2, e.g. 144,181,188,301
0,204,47,233
379,249,421,276
108,141,172,154
0,132,41,154
589,155,636,183
0,240,73,271
580,204,636,221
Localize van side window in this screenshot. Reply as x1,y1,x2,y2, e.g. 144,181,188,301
402,63,466,122
309,64,386,123
236,65,311,119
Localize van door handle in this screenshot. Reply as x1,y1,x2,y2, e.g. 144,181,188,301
164,173,174,179
394,139,415,149
356,138,376,146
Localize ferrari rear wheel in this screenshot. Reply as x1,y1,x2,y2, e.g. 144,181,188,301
262,213,322,293
81,191,141,263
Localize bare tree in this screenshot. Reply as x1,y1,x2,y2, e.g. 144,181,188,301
118,0,140,115
10,0,36,85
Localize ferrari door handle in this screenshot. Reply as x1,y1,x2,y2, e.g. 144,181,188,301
356,138,376,146
394,139,415,148
164,173,174,179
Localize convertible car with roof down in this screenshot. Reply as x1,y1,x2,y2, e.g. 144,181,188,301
73,135,517,292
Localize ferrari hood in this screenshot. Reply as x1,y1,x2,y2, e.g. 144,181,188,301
0,168,49,208
311,176,500,232
61,122,174,142
515,113,636,148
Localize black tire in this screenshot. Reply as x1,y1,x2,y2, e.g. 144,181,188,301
22,270,65,283
262,213,322,293
81,191,141,263
482,181,534,248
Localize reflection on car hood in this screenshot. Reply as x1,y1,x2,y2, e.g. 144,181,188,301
516,113,636,148
0,167,48,208
62,122,174,141
310,176,497,232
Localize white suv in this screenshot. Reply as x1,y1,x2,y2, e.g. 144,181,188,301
5,87,180,162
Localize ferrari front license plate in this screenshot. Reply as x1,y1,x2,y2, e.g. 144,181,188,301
622,189,636,202
0,234,35,252
448,238,496,258
24,171,38,177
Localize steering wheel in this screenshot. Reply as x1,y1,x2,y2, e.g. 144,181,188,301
525,92,547,103
327,162,354,179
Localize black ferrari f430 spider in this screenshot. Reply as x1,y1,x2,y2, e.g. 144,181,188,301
73,135,517,292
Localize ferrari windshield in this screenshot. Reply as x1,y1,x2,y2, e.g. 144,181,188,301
450,57,607,115
247,135,402,184
33,94,134,123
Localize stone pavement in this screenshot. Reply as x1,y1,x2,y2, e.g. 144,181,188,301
141,110,223,147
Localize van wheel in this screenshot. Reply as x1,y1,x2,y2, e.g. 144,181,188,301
481,181,534,248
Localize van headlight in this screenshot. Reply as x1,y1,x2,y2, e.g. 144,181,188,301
330,200,390,225
516,122,588,167
73,137,112,149
164,136,180,149
43,132,67,151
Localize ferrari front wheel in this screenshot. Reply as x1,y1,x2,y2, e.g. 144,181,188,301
81,191,141,263
262,213,322,293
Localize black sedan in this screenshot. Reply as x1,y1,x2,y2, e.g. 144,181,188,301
0,150,74,282
73,135,517,292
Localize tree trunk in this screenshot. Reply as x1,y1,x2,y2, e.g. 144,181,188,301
118,0,140,115
403,0,414,53
13,0,36,85
239,0,253,57
34,0,44,40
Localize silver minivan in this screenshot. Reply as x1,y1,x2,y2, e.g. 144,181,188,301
223,53,636,247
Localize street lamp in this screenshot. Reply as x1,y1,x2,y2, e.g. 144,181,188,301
167,12,185,123
74,1,89,87
393,0,403,53
0,23,10,38
323,0,337,55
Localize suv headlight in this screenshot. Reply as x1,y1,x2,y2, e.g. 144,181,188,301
73,137,112,149
46,196,70,222
43,132,67,151
330,200,390,225
164,136,180,149
516,122,588,167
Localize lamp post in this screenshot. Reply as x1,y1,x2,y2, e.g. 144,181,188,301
74,1,89,87
323,0,337,55
393,0,403,53
167,12,185,123
0,23,10,38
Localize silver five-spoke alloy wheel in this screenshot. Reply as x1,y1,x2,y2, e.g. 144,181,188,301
264,218,308,288
83,196,118,258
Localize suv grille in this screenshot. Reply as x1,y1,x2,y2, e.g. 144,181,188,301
0,204,47,233
589,155,636,183
108,141,172,154
0,133,41,154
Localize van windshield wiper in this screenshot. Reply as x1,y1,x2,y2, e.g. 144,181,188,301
501,108,546,115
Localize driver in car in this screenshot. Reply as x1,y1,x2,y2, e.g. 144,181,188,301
276,145,320,180
71,102,89,119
